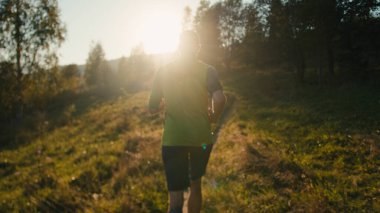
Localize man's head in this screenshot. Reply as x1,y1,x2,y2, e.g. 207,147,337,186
178,30,200,59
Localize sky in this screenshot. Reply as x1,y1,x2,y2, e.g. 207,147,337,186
59,0,202,65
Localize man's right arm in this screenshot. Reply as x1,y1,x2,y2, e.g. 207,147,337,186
207,67,226,123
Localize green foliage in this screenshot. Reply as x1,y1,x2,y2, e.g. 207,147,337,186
0,0,65,69
22,66,64,111
62,104,76,125
0,0,65,118
220,0,245,48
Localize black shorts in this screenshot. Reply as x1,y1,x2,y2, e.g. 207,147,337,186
162,144,213,191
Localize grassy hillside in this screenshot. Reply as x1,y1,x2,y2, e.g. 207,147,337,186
0,70,379,212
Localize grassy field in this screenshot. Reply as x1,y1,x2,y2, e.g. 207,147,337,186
0,70,379,212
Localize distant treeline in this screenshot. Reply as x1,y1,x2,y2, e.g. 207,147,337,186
189,0,380,84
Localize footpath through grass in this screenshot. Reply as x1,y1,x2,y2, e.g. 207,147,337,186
0,70,379,212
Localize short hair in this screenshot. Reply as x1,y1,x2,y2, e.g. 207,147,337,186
180,30,200,46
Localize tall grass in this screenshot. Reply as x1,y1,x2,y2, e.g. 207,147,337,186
0,70,379,212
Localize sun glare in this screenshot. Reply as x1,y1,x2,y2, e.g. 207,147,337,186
138,12,181,54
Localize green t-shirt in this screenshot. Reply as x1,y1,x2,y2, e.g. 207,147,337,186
148,59,222,147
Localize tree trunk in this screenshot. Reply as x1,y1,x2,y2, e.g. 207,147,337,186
318,46,323,87
296,59,305,83
224,47,232,71
295,47,305,83
15,0,22,82
15,0,24,119
327,40,335,81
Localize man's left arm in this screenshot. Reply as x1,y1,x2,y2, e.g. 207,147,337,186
207,67,226,123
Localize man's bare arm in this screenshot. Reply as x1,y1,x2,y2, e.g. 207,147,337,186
209,90,226,123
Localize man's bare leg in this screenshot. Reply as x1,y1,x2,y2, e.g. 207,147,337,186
188,178,202,213
168,191,184,213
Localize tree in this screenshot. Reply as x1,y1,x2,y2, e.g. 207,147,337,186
336,0,380,81
194,0,223,66
265,0,310,82
295,0,339,84
182,6,192,31
266,0,290,65
127,44,153,91
23,66,62,110
118,56,128,77
0,62,17,118
243,4,264,42
84,42,111,86
219,0,245,70
238,3,266,68
117,55,132,88
62,64,79,79
193,0,211,29
0,0,65,73
0,0,65,116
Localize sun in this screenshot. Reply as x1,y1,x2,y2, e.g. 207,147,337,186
138,12,181,54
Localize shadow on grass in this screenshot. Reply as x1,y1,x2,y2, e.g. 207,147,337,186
226,70,380,141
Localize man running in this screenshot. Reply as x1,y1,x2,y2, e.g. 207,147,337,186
148,30,226,213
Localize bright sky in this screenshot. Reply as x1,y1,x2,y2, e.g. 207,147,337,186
59,0,201,65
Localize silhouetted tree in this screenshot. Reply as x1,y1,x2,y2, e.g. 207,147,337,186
182,6,193,31
117,56,129,81
84,43,111,87
266,0,311,82
336,0,380,81
0,0,65,117
267,0,287,61
117,44,153,91
220,0,245,70
237,3,266,68
194,0,223,66
0,62,17,118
